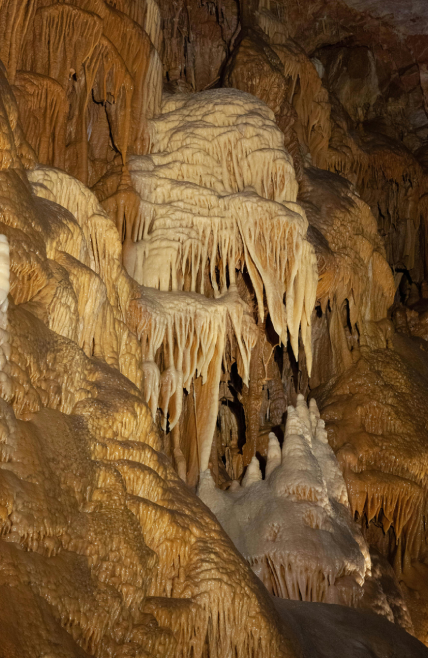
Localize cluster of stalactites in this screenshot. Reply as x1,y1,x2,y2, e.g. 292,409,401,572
198,395,371,603
253,8,331,168
99,90,318,376
346,470,425,576
1,0,163,185
131,286,258,469
25,162,258,471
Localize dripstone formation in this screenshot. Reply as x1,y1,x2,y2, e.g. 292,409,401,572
0,0,428,656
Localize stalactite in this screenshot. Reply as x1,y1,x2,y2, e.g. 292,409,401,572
21,4,103,89
241,323,267,465
105,89,317,365
272,40,331,168
347,470,425,575
157,0,238,92
317,341,428,584
105,0,163,52
13,72,67,169
299,166,396,364
2,0,163,188
90,88,318,472
127,285,258,470
0,0,36,84
0,235,10,401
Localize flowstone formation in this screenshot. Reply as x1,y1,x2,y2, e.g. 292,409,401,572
1,0,428,657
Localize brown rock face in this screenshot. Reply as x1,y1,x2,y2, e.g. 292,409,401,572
1,0,428,656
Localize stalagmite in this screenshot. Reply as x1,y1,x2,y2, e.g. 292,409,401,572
198,396,371,605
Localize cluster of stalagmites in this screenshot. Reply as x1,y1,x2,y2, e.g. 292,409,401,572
199,395,414,634
1,0,428,656
199,396,372,604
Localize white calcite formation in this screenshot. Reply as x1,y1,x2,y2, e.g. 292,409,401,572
129,90,317,367
198,395,371,604
93,89,318,469
27,162,257,472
